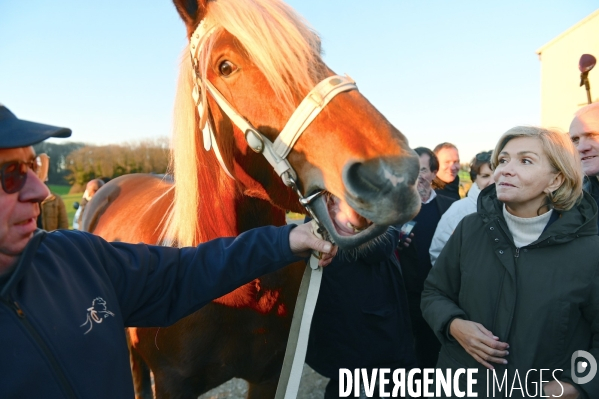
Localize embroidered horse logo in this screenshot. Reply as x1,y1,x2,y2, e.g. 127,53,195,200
80,297,115,334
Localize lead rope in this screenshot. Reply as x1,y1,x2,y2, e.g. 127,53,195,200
188,17,357,398
274,220,324,399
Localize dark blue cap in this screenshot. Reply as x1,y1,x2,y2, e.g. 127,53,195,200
0,104,71,149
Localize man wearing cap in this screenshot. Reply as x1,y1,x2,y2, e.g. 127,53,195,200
0,104,335,398
570,102,599,232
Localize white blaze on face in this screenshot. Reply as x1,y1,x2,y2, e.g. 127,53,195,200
383,168,405,187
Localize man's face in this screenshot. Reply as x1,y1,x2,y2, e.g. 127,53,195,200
570,108,599,177
0,147,49,270
417,153,437,200
436,147,460,183
86,180,100,197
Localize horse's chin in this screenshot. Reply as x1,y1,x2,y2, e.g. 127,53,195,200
310,192,388,250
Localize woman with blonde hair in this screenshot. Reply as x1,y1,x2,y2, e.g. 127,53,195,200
422,126,599,398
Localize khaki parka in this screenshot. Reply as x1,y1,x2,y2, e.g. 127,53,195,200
40,192,68,232
422,185,599,398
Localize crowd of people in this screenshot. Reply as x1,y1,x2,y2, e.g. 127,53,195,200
307,104,599,399
1,100,598,398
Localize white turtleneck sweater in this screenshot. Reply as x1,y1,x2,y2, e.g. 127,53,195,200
502,204,553,248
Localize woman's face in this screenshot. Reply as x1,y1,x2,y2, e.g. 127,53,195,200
493,137,563,217
475,163,493,190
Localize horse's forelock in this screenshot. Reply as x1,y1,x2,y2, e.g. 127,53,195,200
205,0,323,109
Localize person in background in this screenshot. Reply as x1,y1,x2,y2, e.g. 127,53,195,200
432,142,461,200
422,126,598,398
569,102,599,232
35,153,69,231
397,147,455,369
306,218,416,399
39,192,68,231
429,150,493,265
0,104,335,398
73,178,104,230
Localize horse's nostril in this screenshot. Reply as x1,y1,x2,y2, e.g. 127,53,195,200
343,156,418,203
344,159,389,196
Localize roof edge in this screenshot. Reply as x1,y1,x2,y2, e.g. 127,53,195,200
536,8,599,55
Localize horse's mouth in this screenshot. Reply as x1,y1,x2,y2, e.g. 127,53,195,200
309,191,387,250
324,192,372,235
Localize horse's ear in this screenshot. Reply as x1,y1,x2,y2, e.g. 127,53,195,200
172,0,210,36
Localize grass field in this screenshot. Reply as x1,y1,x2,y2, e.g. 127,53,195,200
48,184,71,196
48,185,82,228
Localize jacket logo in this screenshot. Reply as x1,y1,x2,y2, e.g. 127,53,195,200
80,297,115,334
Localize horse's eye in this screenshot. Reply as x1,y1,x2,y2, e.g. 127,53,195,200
218,60,238,77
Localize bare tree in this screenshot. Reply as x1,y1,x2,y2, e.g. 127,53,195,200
65,138,169,187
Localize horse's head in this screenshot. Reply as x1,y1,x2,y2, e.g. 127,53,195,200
171,0,420,249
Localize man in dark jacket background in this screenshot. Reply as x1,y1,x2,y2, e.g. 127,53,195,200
306,222,416,399
397,147,455,369
570,102,599,232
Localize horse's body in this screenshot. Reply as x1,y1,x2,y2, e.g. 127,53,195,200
84,0,421,397
86,174,304,397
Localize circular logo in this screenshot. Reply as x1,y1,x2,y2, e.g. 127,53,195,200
571,350,597,384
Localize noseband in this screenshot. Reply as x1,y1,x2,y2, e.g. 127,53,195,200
188,17,357,230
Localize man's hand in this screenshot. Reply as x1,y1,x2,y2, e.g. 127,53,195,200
543,380,579,398
401,233,414,248
449,319,509,369
288,222,338,266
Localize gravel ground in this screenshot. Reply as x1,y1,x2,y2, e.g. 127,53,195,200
198,364,328,399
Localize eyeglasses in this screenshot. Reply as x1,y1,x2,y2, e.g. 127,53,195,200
0,159,40,194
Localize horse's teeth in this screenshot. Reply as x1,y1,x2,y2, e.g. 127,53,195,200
347,221,364,233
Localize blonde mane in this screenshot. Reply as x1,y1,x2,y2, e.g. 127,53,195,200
162,0,324,247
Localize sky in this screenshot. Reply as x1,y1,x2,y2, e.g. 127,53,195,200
1,1,597,163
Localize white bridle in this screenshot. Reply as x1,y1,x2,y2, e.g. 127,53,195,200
188,17,358,190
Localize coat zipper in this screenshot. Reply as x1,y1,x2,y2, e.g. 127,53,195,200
1,298,78,399
515,248,520,258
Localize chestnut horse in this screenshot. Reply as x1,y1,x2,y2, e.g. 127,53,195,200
83,0,420,397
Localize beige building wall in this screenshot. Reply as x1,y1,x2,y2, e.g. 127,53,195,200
537,9,599,132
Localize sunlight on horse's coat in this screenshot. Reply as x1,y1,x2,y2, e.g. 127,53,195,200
129,327,139,347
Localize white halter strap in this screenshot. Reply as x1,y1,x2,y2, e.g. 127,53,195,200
188,18,357,187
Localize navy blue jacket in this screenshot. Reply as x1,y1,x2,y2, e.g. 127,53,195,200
0,226,300,398
399,194,455,295
306,226,417,377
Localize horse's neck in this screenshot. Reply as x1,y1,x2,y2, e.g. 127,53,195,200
201,183,298,311
234,194,287,232
197,182,286,241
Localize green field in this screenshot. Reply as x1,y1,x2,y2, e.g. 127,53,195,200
458,169,471,182
48,184,72,196
48,185,82,228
